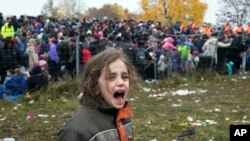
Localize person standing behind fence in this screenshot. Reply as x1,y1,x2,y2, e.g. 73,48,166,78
200,32,231,66
162,37,176,77
247,23,250,35
56,36,68,75
47,38,61,82
26,38,38,71
224,22,232,33
0,39,21,84
235,23,244,34
1,18,15,39
58,48,141,141
201,23,213,37
80,42,92,73
0,12,4,29
157,55,167,80
177,42,189,75
134,40,147,79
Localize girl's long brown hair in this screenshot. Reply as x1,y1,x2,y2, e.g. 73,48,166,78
79,48,141,106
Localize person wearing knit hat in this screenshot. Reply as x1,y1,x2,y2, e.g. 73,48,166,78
157,55,167,80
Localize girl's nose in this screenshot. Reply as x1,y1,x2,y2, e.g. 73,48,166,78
117,77,125,86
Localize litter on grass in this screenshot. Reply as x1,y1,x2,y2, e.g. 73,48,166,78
148,92,167,98
172,89,207,96
43,120,50,124
190,119,217,126
26,114,33,121
143,87,151,92
38,114,49,118
28,100,34,104
0,117,7,121
78,92,83,99
145,79,157,84
171,104,182,108
2,138,16,141
187,117,194,122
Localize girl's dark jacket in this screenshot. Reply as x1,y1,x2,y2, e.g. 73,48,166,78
57,100,133,141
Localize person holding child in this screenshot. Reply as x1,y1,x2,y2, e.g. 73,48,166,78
58,48,141,141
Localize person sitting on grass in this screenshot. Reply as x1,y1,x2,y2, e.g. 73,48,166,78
1,68,27,101
26,66,49,93
0,69,14,99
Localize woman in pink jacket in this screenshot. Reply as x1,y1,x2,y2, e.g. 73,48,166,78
162,37,176,76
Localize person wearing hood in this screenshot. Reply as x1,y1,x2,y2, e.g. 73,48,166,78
26,38,39,71
1,18,15,39
1,68,27,101
162,37,176,76
157,55,167,80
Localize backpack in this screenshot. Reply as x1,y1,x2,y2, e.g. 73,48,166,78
135,48,146,64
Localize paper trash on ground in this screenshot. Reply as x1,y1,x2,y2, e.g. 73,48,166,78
143,87,151,92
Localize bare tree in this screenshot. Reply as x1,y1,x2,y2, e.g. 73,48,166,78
41,0,57,17
85,3,131,20
216,0,250,25
56,0,85,18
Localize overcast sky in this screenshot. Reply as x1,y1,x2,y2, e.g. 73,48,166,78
0,0,219,24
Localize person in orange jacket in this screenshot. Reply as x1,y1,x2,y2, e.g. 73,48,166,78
224,22,232,32
236,23,244,34
202,23,213,36
58,48,141,141
246,23,250,35
179,23,185,33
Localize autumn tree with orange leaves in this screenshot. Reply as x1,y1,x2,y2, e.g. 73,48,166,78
139,0,207,26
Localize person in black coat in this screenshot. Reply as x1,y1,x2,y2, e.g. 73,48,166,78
0,39,21,84
27,66,48,92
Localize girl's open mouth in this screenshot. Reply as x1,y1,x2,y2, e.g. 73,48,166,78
114,90,125,105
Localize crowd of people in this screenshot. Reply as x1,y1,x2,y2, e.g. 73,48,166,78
0,11,250,100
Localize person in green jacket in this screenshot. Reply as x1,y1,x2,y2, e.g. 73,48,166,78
1,18,15,39
177,42,189,74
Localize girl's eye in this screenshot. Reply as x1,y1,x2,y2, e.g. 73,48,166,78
107,76,115,81
122,75,129,80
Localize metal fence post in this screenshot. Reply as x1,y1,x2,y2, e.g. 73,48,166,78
76,35,80,77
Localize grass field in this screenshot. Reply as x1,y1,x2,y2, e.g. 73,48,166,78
0,71,250,141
